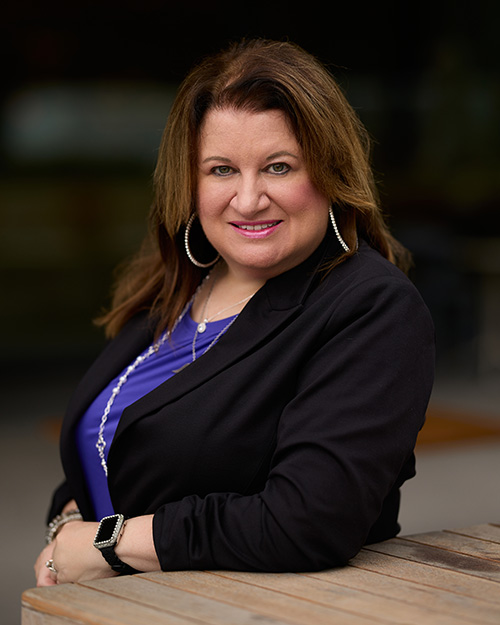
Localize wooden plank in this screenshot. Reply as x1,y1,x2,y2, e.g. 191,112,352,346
447,524,500,545
22,608,82,625
141,570,382,625
403,530,500,561
305,563,500,625
22,583,203,625
365,537,500,583
81,575,292,625
209,569,491,625
351,548,500,605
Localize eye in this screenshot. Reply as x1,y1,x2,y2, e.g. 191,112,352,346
267,162,290,175
212,165,233,176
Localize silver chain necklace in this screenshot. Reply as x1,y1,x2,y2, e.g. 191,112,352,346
96,270,257,476
191,271,255,358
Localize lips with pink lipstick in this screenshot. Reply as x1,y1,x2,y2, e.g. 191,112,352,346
230,220,283,237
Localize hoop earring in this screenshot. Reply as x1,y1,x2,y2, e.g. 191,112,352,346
184,213,220,268
329,206,350,253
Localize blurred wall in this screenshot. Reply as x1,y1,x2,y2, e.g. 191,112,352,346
1,2,499,389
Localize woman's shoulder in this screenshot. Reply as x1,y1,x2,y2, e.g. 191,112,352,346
322,240,418,294
342,240,410,278
314,240,433,323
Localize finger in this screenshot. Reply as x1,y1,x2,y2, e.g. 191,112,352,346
36,567,57,587
34,545,55,583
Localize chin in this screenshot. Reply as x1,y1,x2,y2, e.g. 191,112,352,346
235,257,294,280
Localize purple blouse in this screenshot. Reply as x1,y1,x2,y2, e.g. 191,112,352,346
75,309,236,520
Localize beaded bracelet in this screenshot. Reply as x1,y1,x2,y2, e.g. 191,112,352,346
45,509,83,544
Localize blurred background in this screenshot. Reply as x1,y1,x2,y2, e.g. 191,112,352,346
1,1,499,623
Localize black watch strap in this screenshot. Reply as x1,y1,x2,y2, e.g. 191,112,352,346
100,545,138,575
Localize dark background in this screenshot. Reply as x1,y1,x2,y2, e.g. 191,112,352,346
1,1,499,390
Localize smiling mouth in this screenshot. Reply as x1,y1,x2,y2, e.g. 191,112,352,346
232,221,282,231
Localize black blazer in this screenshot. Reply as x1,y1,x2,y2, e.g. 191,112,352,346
50,235,435,572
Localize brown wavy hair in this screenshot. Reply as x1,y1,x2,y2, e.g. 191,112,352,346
98,38,411,338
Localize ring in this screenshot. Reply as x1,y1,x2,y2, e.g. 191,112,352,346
45,559,58,574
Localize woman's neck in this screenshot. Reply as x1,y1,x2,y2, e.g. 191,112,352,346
190,262,265,324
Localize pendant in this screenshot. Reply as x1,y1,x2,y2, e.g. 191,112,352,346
197,321,207,333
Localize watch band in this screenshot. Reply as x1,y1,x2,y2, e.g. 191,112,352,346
99,545,139,575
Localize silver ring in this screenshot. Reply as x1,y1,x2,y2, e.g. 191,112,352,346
45,559,58,574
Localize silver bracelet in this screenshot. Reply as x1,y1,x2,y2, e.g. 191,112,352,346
45,509,83,544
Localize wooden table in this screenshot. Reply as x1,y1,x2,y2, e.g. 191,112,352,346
22,523,500,624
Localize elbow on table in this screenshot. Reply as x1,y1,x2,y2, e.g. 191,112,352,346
266,524,365,573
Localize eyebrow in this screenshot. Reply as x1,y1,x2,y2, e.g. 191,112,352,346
202,156,231,164
265,151,299,161
202,151,299,164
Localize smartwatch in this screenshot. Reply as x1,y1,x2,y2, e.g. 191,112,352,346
93,514,138,575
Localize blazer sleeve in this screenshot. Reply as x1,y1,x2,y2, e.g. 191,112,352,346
152,272,434,572
47,480,75,522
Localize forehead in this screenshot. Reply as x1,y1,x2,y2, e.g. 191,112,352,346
198,108,298,152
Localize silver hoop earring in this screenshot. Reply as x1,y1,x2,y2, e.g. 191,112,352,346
184,213,220,268
329,206,350,253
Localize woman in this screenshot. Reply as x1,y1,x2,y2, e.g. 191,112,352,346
35,38,434,585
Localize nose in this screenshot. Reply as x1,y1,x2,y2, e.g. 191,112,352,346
229,173,270,215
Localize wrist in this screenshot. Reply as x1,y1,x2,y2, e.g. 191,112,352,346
45,509,83,545
114,515,160,573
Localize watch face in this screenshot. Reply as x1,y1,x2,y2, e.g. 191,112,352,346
94,514,124,548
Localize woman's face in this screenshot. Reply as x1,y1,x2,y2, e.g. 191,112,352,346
196,107,329,281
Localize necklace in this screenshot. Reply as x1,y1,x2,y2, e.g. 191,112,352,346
196,289,254,334
96,269,257,476
194,271,255,333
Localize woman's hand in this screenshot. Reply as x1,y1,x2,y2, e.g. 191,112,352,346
35,521,119,586
34,514,160,586
52,521,119,584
